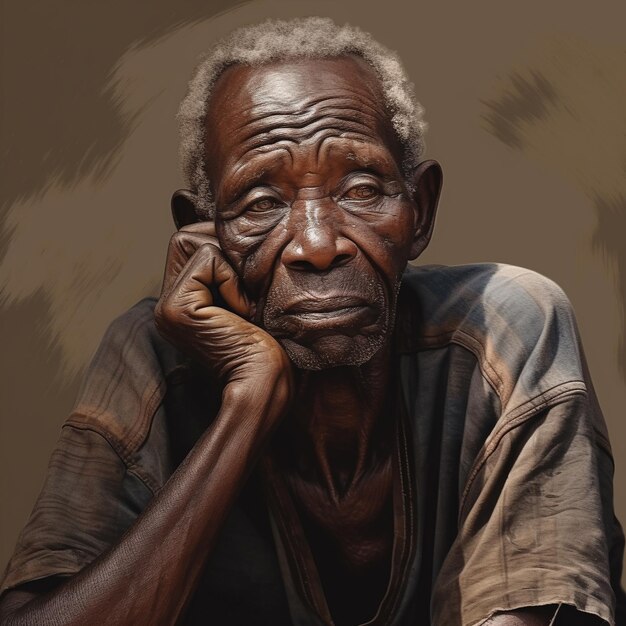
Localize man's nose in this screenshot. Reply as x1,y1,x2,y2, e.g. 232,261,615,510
281,200,358,272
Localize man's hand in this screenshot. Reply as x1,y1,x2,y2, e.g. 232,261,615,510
0,223,295,626
155,222,293,421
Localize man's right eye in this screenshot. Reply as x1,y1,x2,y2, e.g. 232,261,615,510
248,197,279,212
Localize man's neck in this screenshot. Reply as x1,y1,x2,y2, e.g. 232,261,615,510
277,344,395,501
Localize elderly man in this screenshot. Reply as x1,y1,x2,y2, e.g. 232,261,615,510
0,17,624,626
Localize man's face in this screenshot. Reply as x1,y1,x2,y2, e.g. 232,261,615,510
204,56,421,370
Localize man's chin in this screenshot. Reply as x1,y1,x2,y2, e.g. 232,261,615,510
279,333,386,371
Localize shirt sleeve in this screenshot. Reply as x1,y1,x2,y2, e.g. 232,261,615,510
0,299,172,595
0,424,154,594
431,389,623,626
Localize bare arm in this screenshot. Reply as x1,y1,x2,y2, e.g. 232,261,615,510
0,223,292,625
484,605,604,625
483,608,555,625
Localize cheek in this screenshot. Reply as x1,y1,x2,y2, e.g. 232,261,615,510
344,201,416,274
373,198,416,243
218,198,415,296
218,218,289,294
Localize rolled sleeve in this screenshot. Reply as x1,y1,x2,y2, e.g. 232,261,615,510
432,392,618,626
1,424,153,594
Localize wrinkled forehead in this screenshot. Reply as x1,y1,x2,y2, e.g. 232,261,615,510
203,55,402,170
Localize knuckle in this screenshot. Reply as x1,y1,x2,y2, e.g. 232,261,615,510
168,232,210,259
169,231,186,249
155,298,178,328
197,242,219,258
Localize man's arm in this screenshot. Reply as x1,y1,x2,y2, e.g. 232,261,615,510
0,379,288,625
0,223,292,625
485,605,605,625
426,268,620,626
483,609,554,625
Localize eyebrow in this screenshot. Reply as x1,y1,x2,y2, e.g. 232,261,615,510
343,149,398,171
223,154,288,203
222,141,401,203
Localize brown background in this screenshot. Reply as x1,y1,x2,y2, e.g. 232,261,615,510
1,0,625,589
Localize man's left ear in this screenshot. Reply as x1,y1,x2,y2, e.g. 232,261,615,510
408,159,443,259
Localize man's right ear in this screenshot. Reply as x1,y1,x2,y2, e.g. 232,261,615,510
171,189,201,229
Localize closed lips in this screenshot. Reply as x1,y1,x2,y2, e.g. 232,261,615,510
283,296,371,314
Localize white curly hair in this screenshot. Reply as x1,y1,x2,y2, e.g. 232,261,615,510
178,16,428,219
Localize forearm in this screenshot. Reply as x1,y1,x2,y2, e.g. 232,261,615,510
483,605,603,626
483,609,554,626
1,377,288,626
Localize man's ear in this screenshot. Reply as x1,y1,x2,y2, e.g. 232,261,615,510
408,160,443,259
171,189,202,229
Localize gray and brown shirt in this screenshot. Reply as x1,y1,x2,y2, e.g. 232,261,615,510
2,263,624,625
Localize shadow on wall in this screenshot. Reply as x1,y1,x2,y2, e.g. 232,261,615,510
481,35,626,378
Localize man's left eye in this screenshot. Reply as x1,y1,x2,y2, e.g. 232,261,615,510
343,185,380,200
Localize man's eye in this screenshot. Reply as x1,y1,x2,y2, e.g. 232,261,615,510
249,197,279,212
344,185,380,200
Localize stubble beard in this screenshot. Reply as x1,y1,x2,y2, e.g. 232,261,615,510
263,275,402,371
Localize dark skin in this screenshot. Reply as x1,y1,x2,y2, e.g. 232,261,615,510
0,56,587,625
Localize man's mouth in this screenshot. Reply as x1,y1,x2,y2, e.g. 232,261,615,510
283,295,370,315
279,295,377,331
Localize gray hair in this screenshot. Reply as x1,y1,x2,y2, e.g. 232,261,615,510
178,17,427,219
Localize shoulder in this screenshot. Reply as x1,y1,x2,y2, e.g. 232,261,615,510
96,297,174,364
65,298,189,464
79,296,184,385
400,263,587,414
401,262,573,326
